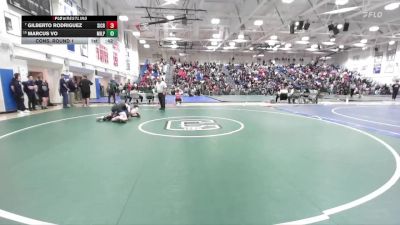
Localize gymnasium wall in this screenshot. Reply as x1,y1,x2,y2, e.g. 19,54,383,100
330,43,400,84
138,47,315,65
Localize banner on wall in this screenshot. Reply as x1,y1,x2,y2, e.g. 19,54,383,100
96,44,108,64
113,42,119,67
361,65,367,71
67,44,75,52
373,64,381,74
385,62,395,73
387,41,397,62
4,11,20,36
126,50,131,71
80,44,88,57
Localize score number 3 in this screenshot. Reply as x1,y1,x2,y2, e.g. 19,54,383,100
106,21,118,29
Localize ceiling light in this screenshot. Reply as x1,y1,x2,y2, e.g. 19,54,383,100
335,0,348,5
306,48,318,51
238,34,244,39
229,41,236,46
207,46,216,50
235,39,248,43
119,15,129,21
249,47,254,50
295,21,299,26
311,44,318,49
212,33,220,39
362,46,368,50
166,15,175,20
339,45,344,49
322,6,359,14
143,44,150,48
258,54,265,57
132,31,140,37
296,40,309,45
211,18,220,25
172,40,177,44
360,39,368,44
211,41,218,46
353,43,366,47
302,36,310,41
369,26,379,32
322,41,335,46
162,0,179,6
384,2,400,10
165,37,181,41
270,35,278,40
330,38,336,42
139,40,146,44
266,40,278,45
171,44,178,49
337,24,343,29
389,40,396,45
254,20,263,26
285,43,292,48
282,0,294,3
223,46,236,50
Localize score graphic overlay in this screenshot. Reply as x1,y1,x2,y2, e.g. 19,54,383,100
21,16,118,44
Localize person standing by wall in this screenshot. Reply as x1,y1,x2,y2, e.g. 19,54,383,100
59,74,69,108
10,73,29,114
155,77,167,110
107,80,117,104
80,75,93,107
41,80,50,109
35,76,43,107
67,76,77,107
124,80,133,103
392,80,399,101
24,75,37,111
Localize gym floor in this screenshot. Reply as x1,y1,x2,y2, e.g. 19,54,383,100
0,102,399,225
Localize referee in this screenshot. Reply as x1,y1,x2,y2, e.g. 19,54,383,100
155,77,167,110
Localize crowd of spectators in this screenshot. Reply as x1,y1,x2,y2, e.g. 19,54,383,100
96,57,400,106
168,60,398,97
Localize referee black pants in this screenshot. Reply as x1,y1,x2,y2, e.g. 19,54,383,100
14,95,26,111
158,93,165,109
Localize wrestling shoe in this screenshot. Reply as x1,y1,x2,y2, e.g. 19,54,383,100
96,116,105,121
